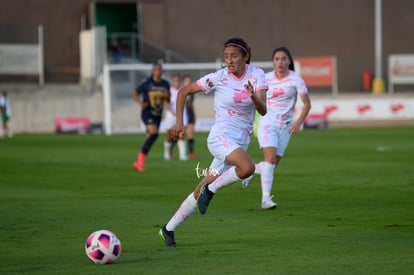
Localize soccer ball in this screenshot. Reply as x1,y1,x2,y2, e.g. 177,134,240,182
85,229,122,264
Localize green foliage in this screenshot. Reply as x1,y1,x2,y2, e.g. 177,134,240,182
0,128,413,274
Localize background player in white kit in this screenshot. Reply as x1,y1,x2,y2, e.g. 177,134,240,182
159,38,268,247
242,46,311,209
163,73,188,161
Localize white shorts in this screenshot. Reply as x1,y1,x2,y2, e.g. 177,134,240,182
207,133,249,175
164,110,188,130
257,122,291,157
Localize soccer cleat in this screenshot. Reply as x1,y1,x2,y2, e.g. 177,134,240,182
164,150,171,161
179,155,188,161
241,174,254,188
188,152,198,159
159,225,177,247
197,184,214,215
133,160,144,172
261,196,277,210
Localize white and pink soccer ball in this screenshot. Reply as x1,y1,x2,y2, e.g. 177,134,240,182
85,229,122,264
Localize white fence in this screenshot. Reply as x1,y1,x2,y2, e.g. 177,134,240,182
388,54,414,93
0,25,44,85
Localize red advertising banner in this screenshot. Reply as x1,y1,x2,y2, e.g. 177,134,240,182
55,117,91,134
295,56,337,88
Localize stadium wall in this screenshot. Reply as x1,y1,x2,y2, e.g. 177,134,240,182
0,84,103,133
1,0,414,92
1,85,413,134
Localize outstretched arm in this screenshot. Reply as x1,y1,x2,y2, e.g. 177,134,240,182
171,82,201,139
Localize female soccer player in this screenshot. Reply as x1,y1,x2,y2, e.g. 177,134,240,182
242,46,311,209
159,38,268,247
132,63,170,171
163,73,188,161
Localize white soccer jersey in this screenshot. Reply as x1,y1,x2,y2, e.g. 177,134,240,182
0,96,11,116
261,70,308,127
197,64,268,144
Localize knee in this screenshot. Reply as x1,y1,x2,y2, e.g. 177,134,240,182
237,161,255,179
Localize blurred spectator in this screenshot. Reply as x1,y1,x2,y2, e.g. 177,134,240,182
0,91,12,138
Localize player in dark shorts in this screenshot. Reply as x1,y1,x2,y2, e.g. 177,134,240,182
183,75,198,159
132,63,170,171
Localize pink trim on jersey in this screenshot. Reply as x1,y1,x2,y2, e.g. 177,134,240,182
196,79,209,94
273,71,291,81
229,64,248,81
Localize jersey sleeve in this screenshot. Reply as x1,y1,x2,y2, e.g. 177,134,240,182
295,75,308,96
196,72,219,95
254,67,268,91
136,78,147,95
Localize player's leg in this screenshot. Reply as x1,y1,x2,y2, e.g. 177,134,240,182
177,137,188,160
160,171,220,247
0,116,4,137
163,113,176,160
187,117,198,159
133,115,160,171
198,140,253,214
260,127,291,209
164,129,174,160
260,147,277,209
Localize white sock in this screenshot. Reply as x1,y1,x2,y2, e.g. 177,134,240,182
165,193,197,231
261,162,276,198
178,139,187,159
254,162,263,174
208,166,241,193
164,140,170,149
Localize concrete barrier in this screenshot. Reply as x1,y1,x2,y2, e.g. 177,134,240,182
0,84,103,133
1,84,413,134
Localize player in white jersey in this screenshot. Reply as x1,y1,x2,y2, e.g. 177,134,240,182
159,38,268,247
163,74,188,161
242,46,311,209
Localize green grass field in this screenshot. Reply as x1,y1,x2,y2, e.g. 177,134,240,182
1,128,413,274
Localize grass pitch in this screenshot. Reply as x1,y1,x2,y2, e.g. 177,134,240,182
0,128,413,274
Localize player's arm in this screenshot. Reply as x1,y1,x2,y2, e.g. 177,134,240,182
291,93,311,134
171,82,201,139
245,81,267,116
132,89,147,109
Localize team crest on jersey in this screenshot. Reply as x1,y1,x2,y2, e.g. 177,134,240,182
206,78,214,88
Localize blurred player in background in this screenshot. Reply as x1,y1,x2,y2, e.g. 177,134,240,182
132,63,170,171
0,91,12,138
242,46,311,209
183,74,198,159
163,73,188,161
159,38,268,247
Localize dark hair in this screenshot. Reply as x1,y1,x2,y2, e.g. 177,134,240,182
224,38,251,64
272,46,295,71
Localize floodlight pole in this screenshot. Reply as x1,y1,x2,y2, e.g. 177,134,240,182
38,24,44,85
372,0,385,93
